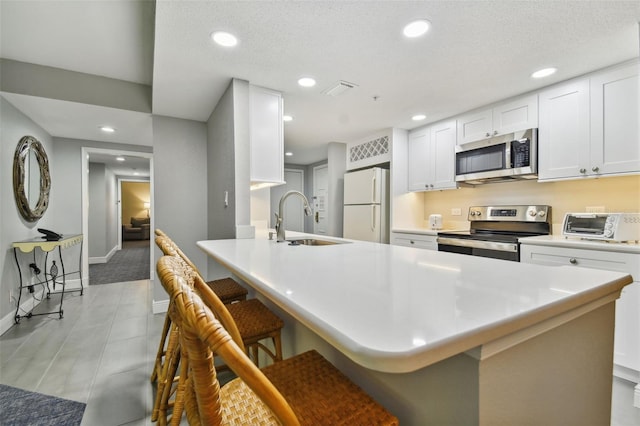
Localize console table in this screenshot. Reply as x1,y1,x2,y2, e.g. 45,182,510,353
12,234,83,323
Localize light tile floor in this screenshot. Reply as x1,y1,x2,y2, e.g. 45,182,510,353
0,279,639,425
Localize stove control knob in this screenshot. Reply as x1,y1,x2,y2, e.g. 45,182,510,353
537,211,546,218
470,211,476,217
604,229,614,238
528,210,537,217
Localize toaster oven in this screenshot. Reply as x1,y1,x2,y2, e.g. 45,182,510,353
562,213,640,242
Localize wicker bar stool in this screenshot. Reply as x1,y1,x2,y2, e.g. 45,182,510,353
152,235,284,424
151,230,247,383
151,247,247,424
154,229,248,304
150,229,247,387
158,255,398,426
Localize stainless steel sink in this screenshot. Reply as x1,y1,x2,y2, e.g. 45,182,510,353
286,238,348,246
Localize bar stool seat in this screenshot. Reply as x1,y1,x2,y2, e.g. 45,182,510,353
207,277,248,305
226,298,284,366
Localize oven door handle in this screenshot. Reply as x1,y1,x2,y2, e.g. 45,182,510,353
436,237,518,253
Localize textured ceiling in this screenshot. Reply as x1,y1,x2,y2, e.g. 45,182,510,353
1,1,639,165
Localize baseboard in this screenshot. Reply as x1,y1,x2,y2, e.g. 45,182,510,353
152,298,169,314
88,245,118,264
0,287,46,336
614,363,640,384
0,278,88,336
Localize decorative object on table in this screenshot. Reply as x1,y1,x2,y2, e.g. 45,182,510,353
13,135,51,222
0,384,86,426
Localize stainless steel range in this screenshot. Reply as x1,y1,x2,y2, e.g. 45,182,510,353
437,205,551,262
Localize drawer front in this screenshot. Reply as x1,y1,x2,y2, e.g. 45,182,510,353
520,244,639,278
392,234,437,251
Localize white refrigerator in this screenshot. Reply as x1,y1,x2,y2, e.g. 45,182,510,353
343,167,390,243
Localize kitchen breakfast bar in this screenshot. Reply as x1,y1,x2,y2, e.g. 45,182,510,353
198,231,633,425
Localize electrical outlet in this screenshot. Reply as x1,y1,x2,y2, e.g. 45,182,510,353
586,206,605,213
451,208,462,216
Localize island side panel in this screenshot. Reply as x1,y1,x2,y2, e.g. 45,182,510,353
477,301,616,426
257,292,482,425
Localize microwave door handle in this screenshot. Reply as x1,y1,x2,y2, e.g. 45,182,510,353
505,141,512,168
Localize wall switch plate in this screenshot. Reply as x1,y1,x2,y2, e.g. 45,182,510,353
586,206,605,213
451,208,462,216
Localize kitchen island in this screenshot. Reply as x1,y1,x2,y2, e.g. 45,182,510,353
198,231,633,425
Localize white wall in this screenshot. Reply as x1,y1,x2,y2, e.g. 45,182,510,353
152,115,208,305
206,81,238,241
88,162,108,258
327,142,346,237
0,98,56,330
87,163,118,261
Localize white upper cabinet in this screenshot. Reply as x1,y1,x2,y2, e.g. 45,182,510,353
250,85,285,186
407,127,430,191
457,94,538,145
430,120,457,190
538,78,591,180
590,63,640,175
407,119,457,191
538,62,639,181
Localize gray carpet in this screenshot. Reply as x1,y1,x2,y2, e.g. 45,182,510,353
89,240,150,285
0,384,85,425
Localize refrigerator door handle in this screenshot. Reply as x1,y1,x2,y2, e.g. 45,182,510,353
371,205,376,231
372,173,376,203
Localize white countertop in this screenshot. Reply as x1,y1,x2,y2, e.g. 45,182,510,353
520,235,640,254
198,231,632,373
392,228,439,236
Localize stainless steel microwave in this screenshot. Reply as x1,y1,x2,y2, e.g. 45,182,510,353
455,128,538,184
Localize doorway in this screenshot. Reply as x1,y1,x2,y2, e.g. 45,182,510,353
81,147,153,284
119,179,151,247
313,164,328,235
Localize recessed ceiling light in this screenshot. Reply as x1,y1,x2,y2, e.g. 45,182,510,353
211,31,238,47
403,20,431,38
285,152,293,157
531,67,557,79
100,126,115,133
412,114,427,121
283,115,293,122
298,77,316,87
116,156,125,162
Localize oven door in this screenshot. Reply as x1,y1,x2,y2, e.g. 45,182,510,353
437,237,520,261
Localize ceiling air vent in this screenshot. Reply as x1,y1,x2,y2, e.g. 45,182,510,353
322,80,358,97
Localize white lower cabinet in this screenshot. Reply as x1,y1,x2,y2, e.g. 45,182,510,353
392,232,437,250
520,243,640,396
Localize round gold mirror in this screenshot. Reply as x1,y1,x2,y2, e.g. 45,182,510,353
13,136,51,222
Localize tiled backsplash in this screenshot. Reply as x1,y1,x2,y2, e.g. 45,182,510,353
422,175,640,234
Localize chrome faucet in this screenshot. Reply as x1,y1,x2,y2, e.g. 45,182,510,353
274,190,313,242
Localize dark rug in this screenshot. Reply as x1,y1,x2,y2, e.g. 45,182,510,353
0,384,85,425
89,240,150,285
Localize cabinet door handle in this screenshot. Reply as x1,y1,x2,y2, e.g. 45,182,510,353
485,132,491,137
592,166,600,173
493,130,498,136
569,258,578,265
579,168,586,174
410,240,415,244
